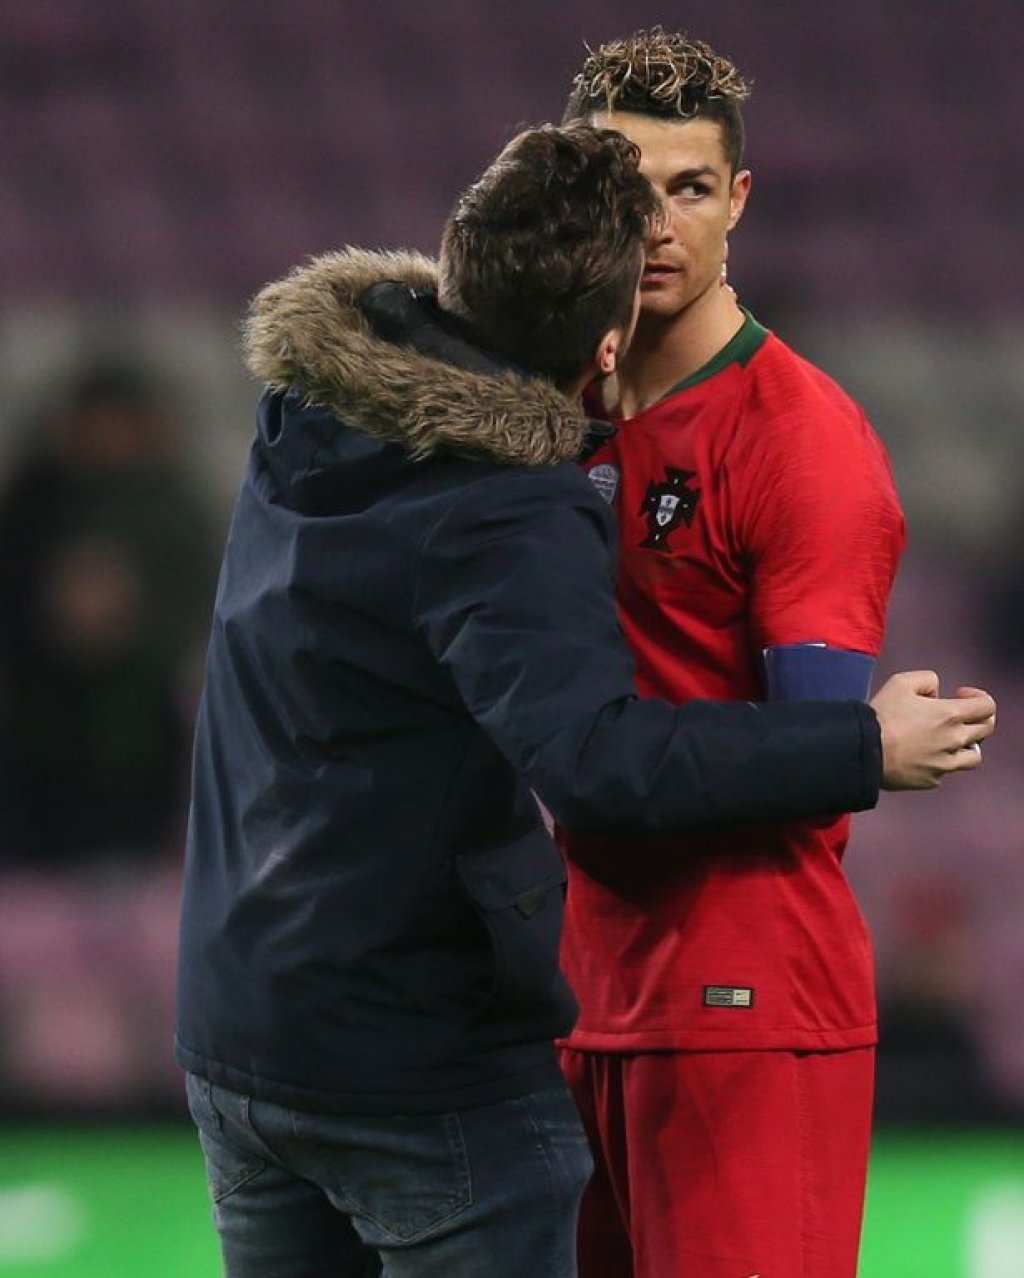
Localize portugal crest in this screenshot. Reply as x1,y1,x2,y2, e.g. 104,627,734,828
639,467,700,551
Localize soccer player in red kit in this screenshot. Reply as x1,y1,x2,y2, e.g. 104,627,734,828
559,31,907,1277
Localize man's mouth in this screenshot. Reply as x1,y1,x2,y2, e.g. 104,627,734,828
641,263,677,283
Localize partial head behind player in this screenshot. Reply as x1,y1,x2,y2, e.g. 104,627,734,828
438,122,657,393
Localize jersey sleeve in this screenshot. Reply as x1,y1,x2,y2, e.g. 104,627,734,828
738,395,905,660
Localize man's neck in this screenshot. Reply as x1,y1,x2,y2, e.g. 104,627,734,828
615,286,746,418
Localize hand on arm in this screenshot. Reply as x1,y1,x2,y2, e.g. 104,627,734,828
870,671,996,790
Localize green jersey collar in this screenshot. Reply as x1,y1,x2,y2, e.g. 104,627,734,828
660,309,769,401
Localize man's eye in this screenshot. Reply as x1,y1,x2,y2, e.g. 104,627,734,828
677,183,709,198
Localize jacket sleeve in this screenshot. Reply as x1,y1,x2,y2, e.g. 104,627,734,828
413,468,881,833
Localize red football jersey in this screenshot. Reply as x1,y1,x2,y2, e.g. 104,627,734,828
560,314,905,1051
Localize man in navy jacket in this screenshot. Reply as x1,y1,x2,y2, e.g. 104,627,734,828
176,125,993,1278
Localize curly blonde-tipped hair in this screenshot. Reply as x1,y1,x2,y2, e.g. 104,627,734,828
563,27,751,171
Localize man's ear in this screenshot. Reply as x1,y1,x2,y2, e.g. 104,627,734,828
728,168,752,231
595,328,621,377
565,326,625,399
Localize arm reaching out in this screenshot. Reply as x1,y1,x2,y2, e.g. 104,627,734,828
871,671,996,790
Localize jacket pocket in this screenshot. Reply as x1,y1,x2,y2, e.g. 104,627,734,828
454,829,567,1011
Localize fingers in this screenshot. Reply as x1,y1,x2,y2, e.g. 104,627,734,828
963,715,996,745
945,743,985,773
939,712,994,774
901,669,940,697
949,692,997,725
953,686,997,717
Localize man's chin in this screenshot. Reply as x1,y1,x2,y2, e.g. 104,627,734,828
639,280,721,324
638,294,688,322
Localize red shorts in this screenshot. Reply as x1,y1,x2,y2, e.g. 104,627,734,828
560,1046,874,1278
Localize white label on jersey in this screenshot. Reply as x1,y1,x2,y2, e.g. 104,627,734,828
703,985,755,1008
588,463,619,505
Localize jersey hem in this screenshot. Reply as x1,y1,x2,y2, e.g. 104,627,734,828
558,1022,878,1052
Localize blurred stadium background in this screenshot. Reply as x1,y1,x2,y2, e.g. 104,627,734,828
0,2,1021,1273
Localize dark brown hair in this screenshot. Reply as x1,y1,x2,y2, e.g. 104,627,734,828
563,28,751,173
438,123,659,387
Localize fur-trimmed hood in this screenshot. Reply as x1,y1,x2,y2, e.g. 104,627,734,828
242,249,589,467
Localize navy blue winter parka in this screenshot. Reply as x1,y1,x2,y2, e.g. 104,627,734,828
175,250,882,1115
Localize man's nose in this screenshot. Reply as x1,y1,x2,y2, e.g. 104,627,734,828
647,199,673,246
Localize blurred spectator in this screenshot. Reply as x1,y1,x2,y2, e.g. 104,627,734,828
0,359,218,864
0,358,219,1113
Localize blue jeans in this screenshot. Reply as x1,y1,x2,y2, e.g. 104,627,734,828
186,1073,593,1277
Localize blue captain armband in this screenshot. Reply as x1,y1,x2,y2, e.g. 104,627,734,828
762,643,876,702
